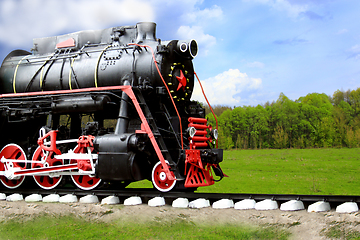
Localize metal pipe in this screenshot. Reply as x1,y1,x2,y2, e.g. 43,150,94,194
115,78,131,134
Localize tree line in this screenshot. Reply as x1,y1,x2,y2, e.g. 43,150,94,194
205,88,360,149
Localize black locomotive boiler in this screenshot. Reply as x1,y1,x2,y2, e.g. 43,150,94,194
0,22,224,192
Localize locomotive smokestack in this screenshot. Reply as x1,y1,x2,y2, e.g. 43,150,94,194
136,22,156,42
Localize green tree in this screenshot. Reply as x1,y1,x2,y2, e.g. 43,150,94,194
230,107,248,149
216,109,234,150
272,125,288,149
269,93,299,148
349,88,360,116
297,93,334,147
332,89,345,106
202,87,360,149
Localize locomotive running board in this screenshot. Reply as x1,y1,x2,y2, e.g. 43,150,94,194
0,85,176,181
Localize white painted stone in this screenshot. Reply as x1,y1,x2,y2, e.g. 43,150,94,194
255,199,278,210
234,199,256,210
124,196,142,206
307,201,331,212
148,197,165,207
43,194,60,203
6,193,23,202
280,200,305,211
212,199,234,209
0,193,6,201
79,195,99,204
25,194,42,202
172,198,189,208
101,196,120,205
189,198,210,209
336,202,359,213
59,194,78,203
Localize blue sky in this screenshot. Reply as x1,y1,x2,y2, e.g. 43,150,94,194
0,0,359,106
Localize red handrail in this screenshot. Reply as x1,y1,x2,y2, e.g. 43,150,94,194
194,72,218,148
128,43,184,149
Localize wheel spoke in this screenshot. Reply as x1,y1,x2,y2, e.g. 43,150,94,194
151,161,176,192
70,145,101,190
0,144,26,189
31,147,63,190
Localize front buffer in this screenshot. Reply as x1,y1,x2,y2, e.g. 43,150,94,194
181,117,225,189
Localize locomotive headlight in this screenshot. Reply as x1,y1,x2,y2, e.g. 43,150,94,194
211,129,218,140
177,41,188,53
177,39,198,59
187,127,197,138
189,39,198,58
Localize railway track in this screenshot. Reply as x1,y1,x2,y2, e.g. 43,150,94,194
1,187,360,212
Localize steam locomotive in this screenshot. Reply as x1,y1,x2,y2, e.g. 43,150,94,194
0,22,224,192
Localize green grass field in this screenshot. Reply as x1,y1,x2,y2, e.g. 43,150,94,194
0,215,290,240
130,148,360,195
4,148,359,240
199,148,360,195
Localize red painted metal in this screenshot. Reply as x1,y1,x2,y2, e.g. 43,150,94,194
0,85,131,98
176,70,187,91
31,146,63,189
75,135,95,171
37,130,61,155
70,141,101,190
0,144,26,188
152,161,176,192
192,136,210,142
194,72,218,148
77,160,92,172
56,38,76,49
188,117,207,124
184,149,214,188
194,130,207,136
193,142,209,148
188,123,209,130
188,117,211,149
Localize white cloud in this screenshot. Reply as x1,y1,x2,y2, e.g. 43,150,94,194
176,4,223,56
246,61,265,68
336,29,348,35
0,0,221,58
191,69,262,106
176,26,216,55
0,0,155,47
182,5,223,24
245,0,308,18
348,44,360,60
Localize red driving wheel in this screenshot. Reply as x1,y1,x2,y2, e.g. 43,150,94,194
151,161,176,192
0,144,26,189
70,145,101,190
31,146,63,189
